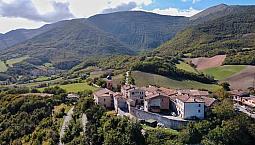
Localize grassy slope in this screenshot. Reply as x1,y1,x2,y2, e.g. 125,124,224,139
34,76,51,82
132,71,221,92
202,65,247,80
176,61,198,73
6,56,29,67
58,83,98,93
38,82,98,93
0,61,8,72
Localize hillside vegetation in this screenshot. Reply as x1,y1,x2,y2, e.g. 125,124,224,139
157,5,255,65
0,93,66,144
0,11,189,69
89,11,188,50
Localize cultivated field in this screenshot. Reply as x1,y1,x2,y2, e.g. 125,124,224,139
189,55,226,70
132,71,221,91
225,66,255,90
6,56,29,67
0,61,7,72
203,65,247,80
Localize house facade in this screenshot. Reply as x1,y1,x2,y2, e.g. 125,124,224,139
176,95,205,119
121,85,145,106
144,93,170,113
93,88,115,109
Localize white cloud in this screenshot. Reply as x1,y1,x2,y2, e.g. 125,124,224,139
0,17,45,33
181,0,202,4
136,7,201,17
67,0,152,18
0,0,74,22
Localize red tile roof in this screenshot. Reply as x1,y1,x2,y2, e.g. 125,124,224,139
93,88,114,97
176,95,204,103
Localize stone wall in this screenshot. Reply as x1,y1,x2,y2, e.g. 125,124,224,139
130,107,188,129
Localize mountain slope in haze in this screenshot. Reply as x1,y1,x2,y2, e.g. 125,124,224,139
0,23,65,50
0,11,189,68
190,4,231,22
0,11,189,52
157,4,255,65
89,11,189,51
0,19,133,67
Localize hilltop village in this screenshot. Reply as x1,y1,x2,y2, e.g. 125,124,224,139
93,74,218,128
91,71,255,129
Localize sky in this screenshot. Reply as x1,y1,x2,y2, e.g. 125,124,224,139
0,0,255,33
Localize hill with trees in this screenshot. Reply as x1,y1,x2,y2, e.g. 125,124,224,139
156,5,255,65
0,11,189,65
89,11,188,51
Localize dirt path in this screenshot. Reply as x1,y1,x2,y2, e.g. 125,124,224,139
225,66,255,90
59,106,74,145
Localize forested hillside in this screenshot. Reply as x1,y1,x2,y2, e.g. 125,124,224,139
0,11,188,63
89,11,188,50
0,22,65,50
0,92,66,144
0,19,134,66
157,5,255,65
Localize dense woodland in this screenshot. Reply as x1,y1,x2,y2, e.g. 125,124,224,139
0,87,67,145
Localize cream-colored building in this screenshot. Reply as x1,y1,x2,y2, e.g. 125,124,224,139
176,95,205,119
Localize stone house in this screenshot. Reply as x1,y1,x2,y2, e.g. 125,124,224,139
144,92,170,113
93,88,115,109
121,85,145,106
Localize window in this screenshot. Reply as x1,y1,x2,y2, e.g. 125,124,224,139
198,110,200,113
198,104,201,107
104,99,106,102
132,92,135,95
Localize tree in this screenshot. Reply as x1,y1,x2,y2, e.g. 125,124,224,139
220,82,231,91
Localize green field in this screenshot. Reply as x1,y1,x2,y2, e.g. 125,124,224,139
34,76,51,82
202,65,247,80
176,61,198,73
132,71,221,92
58,83,98,93
39,82,98,93
0,61,8,72
6,56,29,67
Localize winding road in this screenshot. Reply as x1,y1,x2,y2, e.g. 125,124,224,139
59,106,74,145
82,113,88,133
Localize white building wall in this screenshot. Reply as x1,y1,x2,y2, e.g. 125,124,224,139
184,103,204,119
144,100,149,112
